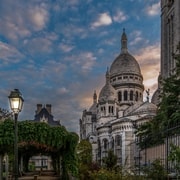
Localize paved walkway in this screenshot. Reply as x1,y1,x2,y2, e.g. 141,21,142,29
8,171,60,180
19,176,60,180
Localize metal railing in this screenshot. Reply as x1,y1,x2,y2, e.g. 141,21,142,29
137,122,180,175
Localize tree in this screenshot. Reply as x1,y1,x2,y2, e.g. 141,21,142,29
168,144,180,176
143,159,167,179
0,119,79,179
77,140,92,165
76,140,92,180
157,45,180,134
136,44,180,148
0,108,12,121
102,150,117,170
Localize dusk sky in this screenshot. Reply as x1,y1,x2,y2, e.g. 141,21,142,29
0,0,160,134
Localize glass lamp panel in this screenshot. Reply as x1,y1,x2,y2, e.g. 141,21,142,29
10,98,20,113
9,89,24,113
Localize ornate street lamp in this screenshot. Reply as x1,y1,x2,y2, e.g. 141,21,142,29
8,89,24,180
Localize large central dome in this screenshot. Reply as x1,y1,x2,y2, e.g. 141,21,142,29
110,53,141,76
110,29,142,77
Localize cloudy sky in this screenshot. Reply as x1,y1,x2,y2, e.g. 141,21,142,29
0,0,160,134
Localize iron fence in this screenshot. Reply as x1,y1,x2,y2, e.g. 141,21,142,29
136,121,180,175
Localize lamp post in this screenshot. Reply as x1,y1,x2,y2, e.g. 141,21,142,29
8,89,24,180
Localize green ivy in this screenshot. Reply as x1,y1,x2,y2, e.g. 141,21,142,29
0,119,79,178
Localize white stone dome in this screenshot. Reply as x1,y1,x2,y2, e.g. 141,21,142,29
99,70,116,103
130,101,157,115
110,53,141,76
110,29,142,77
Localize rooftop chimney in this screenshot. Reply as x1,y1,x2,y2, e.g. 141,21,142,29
46,104,51,114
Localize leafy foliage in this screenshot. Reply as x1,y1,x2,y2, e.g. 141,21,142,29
89,169,122,180
0,108,12,120
0,119,14,154
158,50,180,133
142,159,167,179
102,150,117,170
136,46,180,148
168,144,180,175
76,140,93,179
0,119,79,177
77,139,92,165
89,168,145,180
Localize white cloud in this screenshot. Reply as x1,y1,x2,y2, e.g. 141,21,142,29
25,37,52,54
130,37,143,46
67,0,79,6
135,43,160,65
81,52,96,71
0,1,49,41
134,43,160,92
0,41,24,64
59,44,74,53
65,51,97,74
129,30,145,46
29,4,49,31
113,10,127,23
91,13,112,28
0,13,31,41
57,87,69,95
146,2,160,16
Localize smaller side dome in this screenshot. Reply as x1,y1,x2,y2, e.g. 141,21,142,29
99,69,116,103
129,101,157,116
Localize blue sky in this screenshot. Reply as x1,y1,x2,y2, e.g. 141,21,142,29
0,0,160,134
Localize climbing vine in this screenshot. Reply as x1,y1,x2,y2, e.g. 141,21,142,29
0,119,79,178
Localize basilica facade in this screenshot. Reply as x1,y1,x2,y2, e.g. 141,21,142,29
79,30,157,168
80,0,180,168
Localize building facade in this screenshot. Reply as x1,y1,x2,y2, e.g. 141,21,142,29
30,104,60,170
80,1,180,169
80,30,157,169
148,0,180,173
152,0,180,104
161,0,180,78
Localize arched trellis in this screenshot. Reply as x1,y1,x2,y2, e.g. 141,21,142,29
0,119,79,179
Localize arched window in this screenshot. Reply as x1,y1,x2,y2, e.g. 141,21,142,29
98,139,101,158
140,92,142,100
124,90,128,101
130,90,133,101
135,91,138,101
118,91,122,101
101,106,106,115
109,106,114,114
101,107,103,112
103,139,108,149
115,135,122,146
